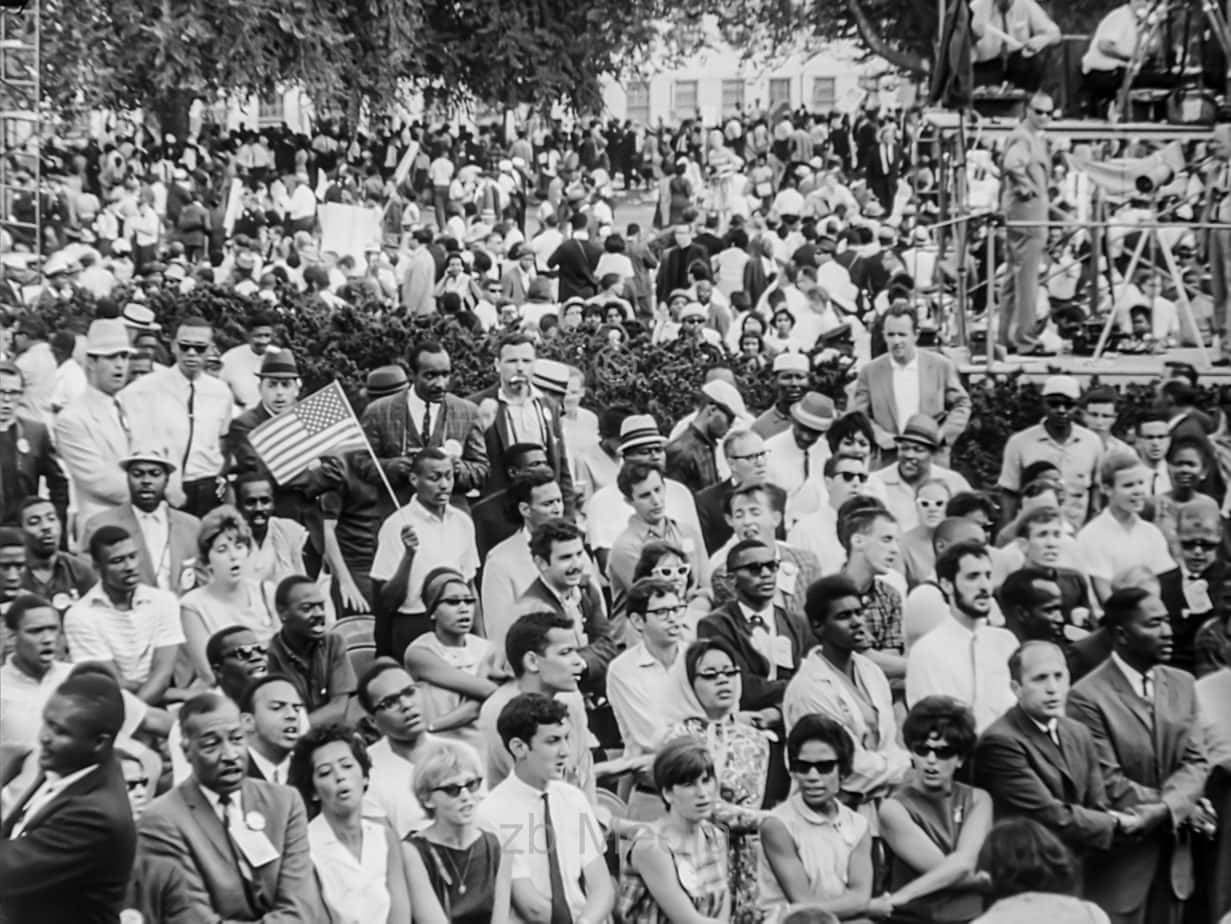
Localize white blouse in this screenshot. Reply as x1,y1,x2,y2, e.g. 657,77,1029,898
307,815,392,924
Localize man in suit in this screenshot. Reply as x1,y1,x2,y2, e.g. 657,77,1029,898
865,122,903,212
1067,587,1211,924
138,692,326,922
399,227,437,316
0,672,137,923
547,212,601,301
654,223,709,306
851,303,970,462
239,674,304,785
696,428,769,554
0,360,68,529
974,641,1140,861
698,538,809,720
81,447,200,597
360,339,488,510
501,243,538,304
468,332,574,508
1157,496,1231,673
53,319,133,534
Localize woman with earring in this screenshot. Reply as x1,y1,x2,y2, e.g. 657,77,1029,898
617,736,731,923
288,723,427,924
405,740,507,923
759,713,874,923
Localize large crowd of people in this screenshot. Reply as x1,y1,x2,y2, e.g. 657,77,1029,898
0,88,1230,924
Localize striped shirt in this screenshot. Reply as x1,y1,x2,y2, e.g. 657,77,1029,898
63,583,184,684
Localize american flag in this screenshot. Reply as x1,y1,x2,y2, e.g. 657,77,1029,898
248,381,367,484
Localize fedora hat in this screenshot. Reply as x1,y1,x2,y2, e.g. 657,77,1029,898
896,413,942,449
366,365,409,399
257,351,299,379
120,446,176,473
84,319,131,357
531,358,571,396
121,303,160,331
618,414,665,454
790,392,836,432
701,380,748,421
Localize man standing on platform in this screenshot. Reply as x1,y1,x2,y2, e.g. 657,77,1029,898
999,92,1055,355
970,0,1061,92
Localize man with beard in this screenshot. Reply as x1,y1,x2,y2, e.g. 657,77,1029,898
999,567,1069,646
907,540,1019,732
784,575,911,803
1157,496,1231,674
15,496,95,614
266,575,355,725
358,658,449,838
137,692,325,922
998,375,1103,526
868,414,970,532
235,472,306,589
82,447,200,597
973,641,1139,863
239,673,304,785
753,352,811,440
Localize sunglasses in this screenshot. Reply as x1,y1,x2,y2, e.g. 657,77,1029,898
223,643,267,661
652,565,691,580
1031,106,1054,117
433,778,482,798
1044,397,1073,408
126,777,151,791
730,450,769,463
790,758,840,776
176,341,210,354
438,596,476,607
834,471,868,483
695,667,741,681
911,743,959,760
373,685,417,713
1180,539,1219,551
735,560,779,575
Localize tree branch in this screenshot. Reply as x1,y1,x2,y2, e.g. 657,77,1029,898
841,0,929,74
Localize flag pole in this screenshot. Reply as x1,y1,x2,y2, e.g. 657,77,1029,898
336,383,406,515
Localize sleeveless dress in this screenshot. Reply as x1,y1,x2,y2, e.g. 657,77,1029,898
407,829,500,924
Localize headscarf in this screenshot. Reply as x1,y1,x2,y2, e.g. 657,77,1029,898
421,567,469,615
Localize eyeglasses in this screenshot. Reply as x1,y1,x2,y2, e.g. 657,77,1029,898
645,604,685,617
652,565,691,580
695,667,741,681
373,685,417,713
1180,539,1219,551
1031,106,1054,117
438,596,476,607
1044,397,1073,408
126,777,151,791
834,471,868,483
911,743,959,760
176,341,210,354
222,643,267,661
790,758,840,776
730,450,769,463
0,389,23,400
433,778,482,798
734,560,779,575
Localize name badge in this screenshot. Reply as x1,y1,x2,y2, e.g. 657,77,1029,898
776,560,798,595
231,823,280,868
179,561,197,593
1182,579,1213,613
772,634,795,670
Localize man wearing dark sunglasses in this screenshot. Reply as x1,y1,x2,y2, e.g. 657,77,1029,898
1157,497,1231,674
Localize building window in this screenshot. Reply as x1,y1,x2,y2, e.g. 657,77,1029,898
768,78,792,111
721,79,745,117
256,95,284,126
626,80,650,125
673,80,699,121
812,77,837,112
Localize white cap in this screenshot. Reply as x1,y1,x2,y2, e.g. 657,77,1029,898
773,352,810,374
1042,375,1081,401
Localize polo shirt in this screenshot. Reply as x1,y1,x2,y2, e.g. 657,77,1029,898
606,641,681,756
63,582,184,685
476,774,604,924
1074,509,1175,584
997,422,1103,493
370,497,479,614
266,629,357,712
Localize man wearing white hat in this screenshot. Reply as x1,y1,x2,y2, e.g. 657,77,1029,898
54,319,135,534
665,380,745,494
753,352,811,439
766,392,837,528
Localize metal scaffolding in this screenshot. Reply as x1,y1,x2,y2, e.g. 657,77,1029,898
1,2,40,254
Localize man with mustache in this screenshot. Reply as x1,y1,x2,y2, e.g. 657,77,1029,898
265,575,355,725
137,692,326,922
906,540,1019,733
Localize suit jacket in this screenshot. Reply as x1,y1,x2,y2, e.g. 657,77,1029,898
1067,660,1208,913
1158,563,1231,674
81,503,201,594
54,386,131,530
358,390,489,507
655,243,710,304
138,778,326,923
665,425,720,494
696,599,810,711
1,415,68,527
518,576,623,695
1067,628,1112,683
547,238,601,301
973,705,1118,853
467,385,574,508
696,478,736,555
851,350,971,448
0,758,137,924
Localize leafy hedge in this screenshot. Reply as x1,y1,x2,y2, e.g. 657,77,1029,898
44,285,1206,492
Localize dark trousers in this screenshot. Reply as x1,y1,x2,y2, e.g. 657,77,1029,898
375,609,432,663
974,49,1048,93
1084,67,1127,116
180,476,224,519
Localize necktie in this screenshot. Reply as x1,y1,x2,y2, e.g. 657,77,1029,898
1141,673,1153,701
182,381,196,474
114,399,130,439
542,792,573,924
802,449,810,480
421,402,433,445
218,792,259,908
1046,719,1061,749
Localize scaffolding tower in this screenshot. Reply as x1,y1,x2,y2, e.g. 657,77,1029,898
1,2,40,255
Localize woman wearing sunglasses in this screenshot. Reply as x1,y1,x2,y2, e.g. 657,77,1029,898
866,696,991,922
406,739,508,923
617,737,731,923
288,723,422,924
664,638,770,924
635,540,704,639
759,713,873,923
404,568,499,752
898,478,953,589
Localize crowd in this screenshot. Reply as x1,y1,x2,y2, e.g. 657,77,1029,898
0,93,1230,924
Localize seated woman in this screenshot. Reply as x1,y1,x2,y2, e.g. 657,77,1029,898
635,540,705,640
898,478,952,588
406,739,507,924
973,818,1109,923
868,696,992,923
617,737,731,923
287,723,423,924
180,505,276,682
759,712,873,922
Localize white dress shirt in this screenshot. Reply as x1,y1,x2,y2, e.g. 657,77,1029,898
606,641,682,756
308,815,392,924
120,365,234,483
906,614,1019,733
1110,651,1155,700
404,388,437,441
890,356,921,434
370,498,479,614
765,427,831,528
135,503,172,591
248,748,291,785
